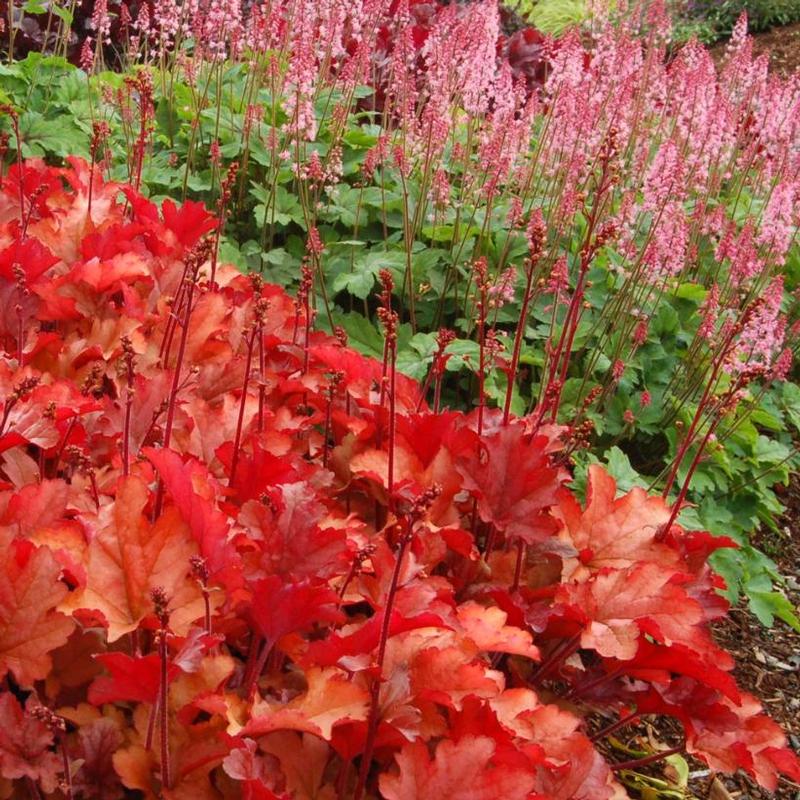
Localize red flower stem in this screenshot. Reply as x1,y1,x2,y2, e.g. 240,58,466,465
323,393,334,469
202,588,211,634
564,666,624,701
26,777,42,800
503,261,537,424
87,154,96,218
145,695,159,751
483,523,497,557
662,413,723,535
154,270,197,518
338,558,360,600
433,371,444,413
122,385,133,478
257,334,265,432
303,283,312,374
245,639,273,700
611,745,683,772
16,305,24,367
89,472,100,510
158,274,188,365
242,634,261,693
335,757,352,800
52,415,78,476
662,330,737,497
354,518,412,800
476,288,487,437
414,368,435,413
591,711,640,743
387,337,397,507
59,735,73,800
548,262,591,422
510,539,525,593
158,630,171,789
229,325,259,489
6,113,24,228
530,633,582,684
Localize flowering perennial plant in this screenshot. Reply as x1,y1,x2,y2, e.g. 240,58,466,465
1,159,799,799
1,0,800,650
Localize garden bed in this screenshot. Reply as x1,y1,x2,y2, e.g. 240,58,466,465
710,22,800,74
2,3,800,798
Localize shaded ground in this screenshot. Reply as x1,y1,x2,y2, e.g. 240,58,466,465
705,514,800,800
602,476,800,799
710,22,800,75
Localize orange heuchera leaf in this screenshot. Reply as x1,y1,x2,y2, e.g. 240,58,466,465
456,601,540,660
559,562,718,661
0,694,62,792
0,529,73,686
379,736,536,800
78,476,203,640
555,464,676,579
242,667,370,740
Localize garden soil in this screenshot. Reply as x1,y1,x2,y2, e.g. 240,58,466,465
710,23,800,75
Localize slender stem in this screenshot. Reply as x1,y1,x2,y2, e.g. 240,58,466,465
611,746,684,772
510,540,525,593
59,736,73,800
353,520,412,800
229,325,259,489
591,712,640,743
158,631,171,789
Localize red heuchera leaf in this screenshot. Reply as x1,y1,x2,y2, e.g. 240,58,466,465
249,575,344,650
88,652,180,705
0,694,62,792
237,480,349,580
379,736,537,800
456,601,540,660
456,423,563,544
0,237,59,285
301,610,449,669
0,529,74,686
160,198,218,247
603,638,740,703
688,692,800,791
144,447,243,594
71,717,125,800
222,739,289,800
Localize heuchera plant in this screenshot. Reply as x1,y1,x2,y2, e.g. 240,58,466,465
1,160,799,799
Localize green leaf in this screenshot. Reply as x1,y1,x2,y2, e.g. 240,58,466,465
331,268,377,300
747,590,800,630
50,4,74,25
330,313,384,359
602,447,650,492
18,111,87,158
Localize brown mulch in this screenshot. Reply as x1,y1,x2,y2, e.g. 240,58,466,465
681,477,800,800
709,22,800,75
705,514,800,800
607,476,800,799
